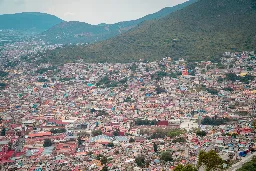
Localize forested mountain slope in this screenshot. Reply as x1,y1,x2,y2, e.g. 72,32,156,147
41,0,256,64
40,0,197,44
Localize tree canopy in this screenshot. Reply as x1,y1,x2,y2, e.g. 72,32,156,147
1,128,6,136
50,128,66,134
43,139,52,147
196,130,207,137
92,129,102,136
35,0,256,64
174,164,198,171
237,156,256,171
135,156,145,168
201,116,230,126
0,71,8,77
160,151,173,162
198,150,224,171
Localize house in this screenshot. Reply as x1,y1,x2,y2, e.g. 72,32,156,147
89,135,113,144
134,137,146,143
55,142,77,155
27,132,52,139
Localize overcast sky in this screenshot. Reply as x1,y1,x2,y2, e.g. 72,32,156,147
0,0,187,24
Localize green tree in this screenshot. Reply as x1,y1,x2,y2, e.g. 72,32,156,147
252,120,256,130
37,78,49,82
206,88,218,95
43,139,52,147
174,164,198,171
201,116,230,126
174,164,184,171
50,128,66,134
182,164,198,171
90,108,96,113
217,77,224,83
172,137,186,143
113,129,120,136
130,63,137,72
225,73,238,82
196,130,207,137
223,87,234,92
92,129,102,136
8,142,12,151
107,142,114,147
77,136,82,146
96,154,104,160
155,86,166,94
0,70,8,77
167,129,185,138
1,128,6,136
160,151,173,162
114,150,119,155
119,77,128,84
129,137,135,143
135,156,145,168
237,156,256,171
0,83,7,90
198,150,224,171
153,143,158,152
100,156,108,165
101,166,108,171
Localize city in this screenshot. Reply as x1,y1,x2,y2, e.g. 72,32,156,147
0,47,255,170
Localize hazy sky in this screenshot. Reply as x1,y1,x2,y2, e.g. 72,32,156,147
0,0,187,24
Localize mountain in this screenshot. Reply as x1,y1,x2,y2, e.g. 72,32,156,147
40,0,198,44
41,0,256,64
0,12,63,32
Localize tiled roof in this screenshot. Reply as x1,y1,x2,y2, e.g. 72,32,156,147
28,132,51,138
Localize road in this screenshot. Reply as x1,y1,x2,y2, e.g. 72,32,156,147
227,152,256,171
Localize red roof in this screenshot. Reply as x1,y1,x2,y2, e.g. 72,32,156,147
119,132,125,136
14,152,24,157
0,150,14,160
111,122,120,126
10,124,22,129
28,132,51,138
104,132,113,137
158,121,168,126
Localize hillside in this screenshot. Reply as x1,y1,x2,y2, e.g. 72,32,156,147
40,0,256,64
40,0,197,44
0,12,63,32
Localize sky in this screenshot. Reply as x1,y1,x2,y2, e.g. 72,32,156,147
0,0,187,24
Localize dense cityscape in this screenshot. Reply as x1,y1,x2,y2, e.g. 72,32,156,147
1,0,256,170
0,37,256,170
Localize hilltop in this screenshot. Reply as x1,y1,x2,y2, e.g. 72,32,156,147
40,0,197,44
0,12,63,32
41,0,256,64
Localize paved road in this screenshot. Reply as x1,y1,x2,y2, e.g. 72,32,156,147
228,152,256,171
